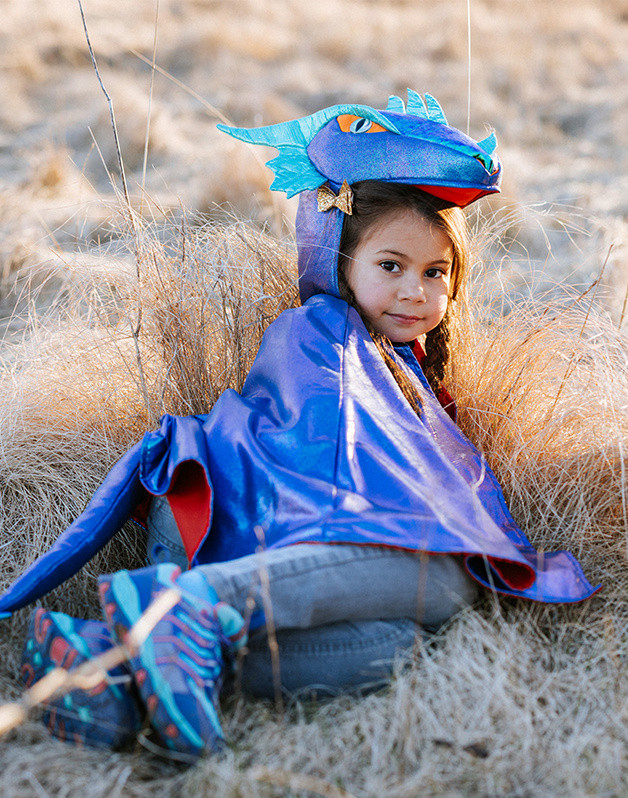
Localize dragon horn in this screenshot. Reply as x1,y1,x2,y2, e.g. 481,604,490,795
424,93,448,125
476,131,497,156
217,104,400,198
406,89,429,118
386,95,406,113
217,103,399,150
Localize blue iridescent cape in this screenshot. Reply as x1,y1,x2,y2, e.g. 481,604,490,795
0,93,599,617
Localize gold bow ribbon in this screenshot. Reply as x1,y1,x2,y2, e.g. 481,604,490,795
317,180,353,215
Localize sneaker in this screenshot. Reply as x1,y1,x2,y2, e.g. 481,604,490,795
99,563,234,758
21,608,143,749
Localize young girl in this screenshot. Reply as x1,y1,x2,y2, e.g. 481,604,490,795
3,91,598,759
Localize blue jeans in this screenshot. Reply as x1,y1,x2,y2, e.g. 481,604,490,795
147,497,479,698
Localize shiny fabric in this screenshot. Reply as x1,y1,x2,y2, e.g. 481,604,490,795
306,110,499,200
0,295,599,617
217,91,500,202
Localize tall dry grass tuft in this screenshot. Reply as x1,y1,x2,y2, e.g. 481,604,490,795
136,218,298,416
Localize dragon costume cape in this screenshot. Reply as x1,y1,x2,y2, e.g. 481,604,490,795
0,92,598,618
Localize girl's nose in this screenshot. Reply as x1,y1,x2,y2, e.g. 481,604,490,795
399,276,425,302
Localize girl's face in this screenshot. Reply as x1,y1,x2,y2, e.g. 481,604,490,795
345,209,454,342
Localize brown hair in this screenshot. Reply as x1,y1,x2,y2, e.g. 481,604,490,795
337,181,469,411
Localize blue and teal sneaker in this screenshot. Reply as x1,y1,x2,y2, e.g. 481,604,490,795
21,608,143,749
98,563,245,759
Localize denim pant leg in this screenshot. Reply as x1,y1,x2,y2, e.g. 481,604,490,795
147,497,478,628
240,618,421,699
146,496,188,570
147,496,479,697
194,542,478,631
193,544,477,697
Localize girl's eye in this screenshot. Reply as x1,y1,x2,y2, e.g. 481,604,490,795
425,267,444,278
349,117,373,134
380,261,400,273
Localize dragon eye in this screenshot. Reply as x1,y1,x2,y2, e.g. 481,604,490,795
336,114,389,134
349,117,372,134
473,153,494,173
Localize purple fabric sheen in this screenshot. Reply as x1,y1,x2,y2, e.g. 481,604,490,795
465,551,597,603
0,419,215,618
296,190,344,303
307,114,499,193
140,412,213,501
0,295,599,618
184,295,595,603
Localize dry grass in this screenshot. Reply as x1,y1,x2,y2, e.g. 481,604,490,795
0,208,626,796
452,289,627,559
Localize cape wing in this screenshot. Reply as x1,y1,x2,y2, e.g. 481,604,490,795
0,418,215,618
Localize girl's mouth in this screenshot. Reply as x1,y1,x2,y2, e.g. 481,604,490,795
386,313,422,325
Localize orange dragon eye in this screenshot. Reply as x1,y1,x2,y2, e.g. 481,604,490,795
473,153,495,173
336,114,388,134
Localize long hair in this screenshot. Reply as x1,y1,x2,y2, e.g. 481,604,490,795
337,181,470,411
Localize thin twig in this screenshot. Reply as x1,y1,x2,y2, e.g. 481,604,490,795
131,49,286,233
253,525,284,717
77,0,152,419
140,0,161,215
132,49,232,125
618,283,628,330
77,0,132,225
466,0,472,135
547,243,613,416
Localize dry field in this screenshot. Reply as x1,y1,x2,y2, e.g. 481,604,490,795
0,0,627,796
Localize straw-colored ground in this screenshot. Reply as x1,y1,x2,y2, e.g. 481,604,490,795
1,0,627,796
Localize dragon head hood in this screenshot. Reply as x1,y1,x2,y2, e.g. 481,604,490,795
218,90,501,302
